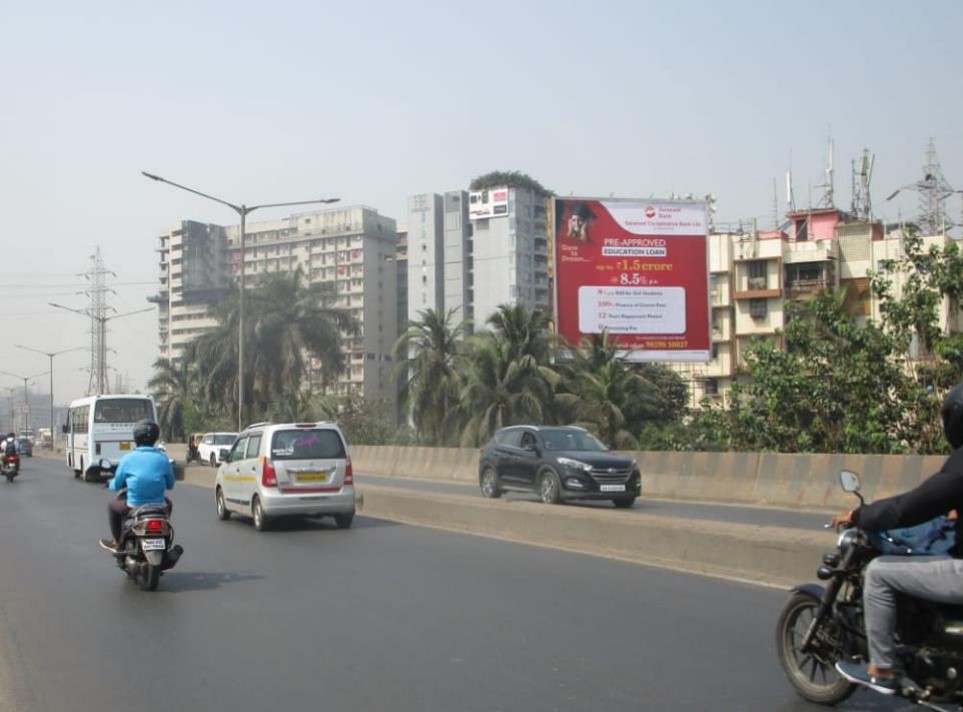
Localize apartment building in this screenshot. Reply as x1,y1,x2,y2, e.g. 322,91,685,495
152,206,399,404
406,186,550,332
672,208,960,404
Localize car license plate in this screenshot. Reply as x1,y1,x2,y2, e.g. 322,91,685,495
295,471,331,483
600,484,625,492
119,442,131,451
141,538,166,551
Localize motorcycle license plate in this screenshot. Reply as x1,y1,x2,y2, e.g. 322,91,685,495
141,538,166,551
600,484,625,492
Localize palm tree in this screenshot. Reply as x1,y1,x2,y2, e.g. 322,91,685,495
392,308,467,445
147,357,194,441
459,336,556,446
557,332,651,449
485,303,551,363
190,269,354,421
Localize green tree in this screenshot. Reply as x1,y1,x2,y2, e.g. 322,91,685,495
729,290,918,453
469,171,551,195
147,357,194,441
337,394,395,445
392,308,467,445
485,303,551,362
189,270,354,422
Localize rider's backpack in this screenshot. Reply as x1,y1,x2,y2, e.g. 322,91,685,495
3,440,15,456
878,515,958,556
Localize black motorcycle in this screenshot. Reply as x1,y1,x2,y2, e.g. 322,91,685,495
776,469,963,711
98,459,183,591
2,452,19,482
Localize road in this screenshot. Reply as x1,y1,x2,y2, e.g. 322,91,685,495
356,473,833,531
0,457,907,711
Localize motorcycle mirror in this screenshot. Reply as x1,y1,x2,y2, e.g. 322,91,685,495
839,470,861,494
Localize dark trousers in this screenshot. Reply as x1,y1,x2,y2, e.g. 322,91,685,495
108,497,173,540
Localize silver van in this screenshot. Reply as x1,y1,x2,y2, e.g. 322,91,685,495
214,422,355,531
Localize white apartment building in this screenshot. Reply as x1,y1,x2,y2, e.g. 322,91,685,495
406,186,550,332
153,206,398,404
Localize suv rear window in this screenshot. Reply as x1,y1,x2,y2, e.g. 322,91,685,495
270,429,346,461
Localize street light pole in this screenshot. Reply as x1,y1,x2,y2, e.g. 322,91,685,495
15,345,86,448
0,370,50,435
141,171,339,431
48,304,153,394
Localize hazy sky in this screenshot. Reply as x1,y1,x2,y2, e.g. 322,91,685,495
1,0,961,407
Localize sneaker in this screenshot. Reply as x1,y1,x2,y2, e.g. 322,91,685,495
98,538,119,553
835,661,898,695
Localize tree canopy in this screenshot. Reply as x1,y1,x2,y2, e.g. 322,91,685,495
469,171,552,195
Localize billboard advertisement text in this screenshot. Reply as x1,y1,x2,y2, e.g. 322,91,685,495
553,198,710,362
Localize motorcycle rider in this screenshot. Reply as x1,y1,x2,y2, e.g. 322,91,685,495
830,382,963,694
98,420,174,553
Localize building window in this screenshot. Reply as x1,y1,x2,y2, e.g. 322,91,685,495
748,260,767,290
705,379,719,396
750,298,767,319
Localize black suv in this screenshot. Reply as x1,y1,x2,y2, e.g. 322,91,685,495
478,425,641,507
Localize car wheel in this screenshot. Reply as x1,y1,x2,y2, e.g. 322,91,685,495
209,453,217,468
538,470,562,505
479,466,502,499
252,496,268,531
216,487,231,520
334,511,354,529
612,496,637,509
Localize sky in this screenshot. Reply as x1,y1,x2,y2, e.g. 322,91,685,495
1,0,961,408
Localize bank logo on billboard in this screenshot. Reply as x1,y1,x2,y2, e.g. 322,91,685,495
469,188,509,220
645,205,656,219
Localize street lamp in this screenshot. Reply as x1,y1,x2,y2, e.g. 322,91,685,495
15,345,87,448
48,303,153,394
141,171,339,430
0,370,50,436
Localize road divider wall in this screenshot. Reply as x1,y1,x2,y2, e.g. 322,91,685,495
349,446,947,511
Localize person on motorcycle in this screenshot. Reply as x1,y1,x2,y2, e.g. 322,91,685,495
3,433,16,456
830,382,963,694
98,420,174,553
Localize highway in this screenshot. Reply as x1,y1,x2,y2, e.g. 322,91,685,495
0,456,907,711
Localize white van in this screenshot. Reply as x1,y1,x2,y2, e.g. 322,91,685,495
64,395,157,481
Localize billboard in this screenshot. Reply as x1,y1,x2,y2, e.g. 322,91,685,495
552,198,710,362
468,187,509,219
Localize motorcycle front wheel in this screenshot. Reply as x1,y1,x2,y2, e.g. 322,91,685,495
776,592,856,705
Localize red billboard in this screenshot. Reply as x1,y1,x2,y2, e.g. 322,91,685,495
552,198,710,361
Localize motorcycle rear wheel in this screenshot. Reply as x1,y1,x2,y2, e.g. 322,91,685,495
776,592,856,705
136,564,161,591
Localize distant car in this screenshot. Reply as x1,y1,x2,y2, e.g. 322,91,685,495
478,425,641,507
16,438,32,457
198,432,238,467
214,421,355,531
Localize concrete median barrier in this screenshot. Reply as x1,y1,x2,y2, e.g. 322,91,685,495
355,484,834,589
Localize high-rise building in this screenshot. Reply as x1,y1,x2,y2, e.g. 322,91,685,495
152,206,399,405
406,186,550,332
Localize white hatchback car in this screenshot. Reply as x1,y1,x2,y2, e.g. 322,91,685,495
198,432,238,467
214,421,355,531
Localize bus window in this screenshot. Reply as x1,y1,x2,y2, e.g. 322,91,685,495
94,399,153,424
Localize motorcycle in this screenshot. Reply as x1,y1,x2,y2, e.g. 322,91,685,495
98,459,183,591
776,469,963,711
2,452,19,482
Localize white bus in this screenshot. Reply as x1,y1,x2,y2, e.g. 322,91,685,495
64,395,157,481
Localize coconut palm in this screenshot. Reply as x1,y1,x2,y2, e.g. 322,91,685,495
392,308,468,445
147,357,194,441
485,303,551,363
190,269,354,421
459,336,555,446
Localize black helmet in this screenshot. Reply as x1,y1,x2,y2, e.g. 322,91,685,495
942,383,963,450
133,420,161,447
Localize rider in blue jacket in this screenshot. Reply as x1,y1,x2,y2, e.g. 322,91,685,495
99,420,174,552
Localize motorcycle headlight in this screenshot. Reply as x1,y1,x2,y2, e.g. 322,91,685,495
556,457,592,472
836,528,859,556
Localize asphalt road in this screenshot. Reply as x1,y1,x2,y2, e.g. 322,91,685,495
0,457,908,712
356,473,834,531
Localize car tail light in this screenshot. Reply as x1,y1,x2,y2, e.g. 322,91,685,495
145,519,165,533
261,457,277,487
344,458,353,485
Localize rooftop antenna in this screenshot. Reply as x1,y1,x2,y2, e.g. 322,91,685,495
771,178,779,229
816,134,835,208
